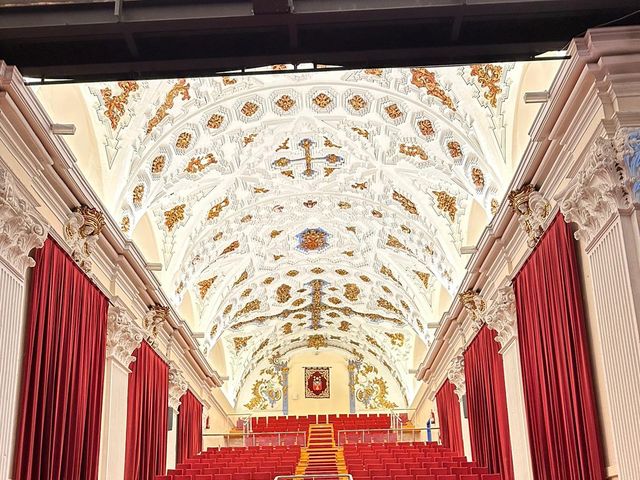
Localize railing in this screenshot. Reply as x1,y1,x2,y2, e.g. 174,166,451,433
336,427,440,446
274,475,353,480
203,430,307,448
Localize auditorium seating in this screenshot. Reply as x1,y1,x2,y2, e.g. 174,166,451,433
251,413,394,435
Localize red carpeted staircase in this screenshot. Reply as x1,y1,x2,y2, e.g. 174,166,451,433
296,423,347,477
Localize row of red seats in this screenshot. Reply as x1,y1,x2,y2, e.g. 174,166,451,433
250,413,394,436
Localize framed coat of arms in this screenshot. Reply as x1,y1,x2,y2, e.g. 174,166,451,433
304,367,330,398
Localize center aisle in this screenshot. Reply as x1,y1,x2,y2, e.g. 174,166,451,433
296,424,347,477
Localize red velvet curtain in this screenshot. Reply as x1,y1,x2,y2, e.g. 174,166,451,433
464,325,514,480
124,341,169,480
13,238,109,480
513,213,605,480
435,380,464,455
176,390,203,464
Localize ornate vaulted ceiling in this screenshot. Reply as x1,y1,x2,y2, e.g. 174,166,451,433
41,63,533,405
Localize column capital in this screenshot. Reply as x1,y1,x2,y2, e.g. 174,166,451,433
446,355,466,400
0,165,49,275
508,184,552,248
63,205,105,272
168,362,188,410
106,305,145,369
560,129,640,244
484,284,518,350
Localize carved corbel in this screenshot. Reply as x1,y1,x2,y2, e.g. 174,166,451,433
168,362,188,409
459,289,486,334
143,304,170,346
508,184,551,247
63,205,105,272
447,355,466,400
484,284,518,350
106,305,145,369
0,166,49,275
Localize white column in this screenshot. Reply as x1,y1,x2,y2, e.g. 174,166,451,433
446,355,472,461
167,363,188,470
0,165,48,480
561,131,640,480
98,305,144,480
460,408,472,461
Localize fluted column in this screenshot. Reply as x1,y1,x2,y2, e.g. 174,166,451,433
561,130,640,480
167,363,188,470
98,305,144,480
0,165,48,480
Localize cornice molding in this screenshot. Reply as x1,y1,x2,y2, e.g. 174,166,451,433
106,304,145,369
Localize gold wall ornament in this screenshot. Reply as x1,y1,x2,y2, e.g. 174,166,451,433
360,275,371,282
120,216,130,233
164,204,186,231
400,299,409,310
313,93,332,108
234,336,252,352
241,288,253,297
414,270,430,289
207,113,225,129
380,265,398,283
433,190,457,222
346,226,357,234
286,270,299,277
276,138,290,152
385,103,403,119
399,143,428,161
143,304,170,340
508,184,551,247
303,200,317,208
176,132,192,149
447,140,463,159
273,254,284,261
233,270,248,287
381,285,391,294
294,313,306,319
410,68,456,111
471,167,485,189
311,267,324,274
364,68,383,76
241,101,259,117
400,225,411,234
283,322,293,334
377,298,402,316
349,95,367,111
386,234,409,251
234,299,261,318
352,182,367,190
416,318,424,331
198,276,217,298
324,168,336,177
100,81,139,130
352,127,370,139
344,283,360,302
207,197,230,220
132,184,144,206
386,332,405,347
371,210,383,218
63,205,106,272
185,153,217,174
307,334,328,349
470,64,503,108
243,133,258,146
276,284,292,303
339,320,351,331
151,155,166,174
328,297,342,305
213,232,223,241
281,170,295,179
459,289,486,332
417,119,435,137
335,269,349,276
146,79,190,134
175,281,184,295
263,276,275,284
324,137,342,148
275,95,296,112
223,304,233,315
253,187,269,194
220,240,240,256
491,199,499,215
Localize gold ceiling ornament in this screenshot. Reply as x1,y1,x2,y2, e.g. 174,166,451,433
351,127,370,139
381,285,392,294
294,313,306,319
307,334,328,350
241,288,253,297
335,269,349,276
274,157,290,167
364,68,383,76
275,94,296,112
392,190,418,215
281,170,295,179
197,276,217,299
380,265,398,283
270,229,283,238
377,298,402,316
132,184,144,206
283,322,293,334
328,296,342,305
410,68,456,111
491,198,500,215
366,335,381,349
120,215,130,233
213,232,223,241
210,323,218,337
447,140,463,159
417,119,435,137
459,289,486,332
303,199,317,208
324,167,336,177
338,201,351,209
240,214,252,223
349,95,367,111
276,284,292,304
207,197,230,220
346,226,357,234
507,184,551,247
100,81,139,130
146,79,190,134
222,76,237,85
399,143,428,161
342,250,354,257
185,153,217,174
311,267,325,274
175,281,184,295
243,133,258,146
327,312,339,318
385,103,403,119
344,283,360,302
143,304,170,339
220,240,240,256
312,92,332,108
253,187,269,194
339,320,351,331
256,338,269,353
223,304,233,315
400,225,411,234
233,270,248,287
206,113,225,129
385,332,405,347
471,167,485,190
175,132,192,149
400,300,409,310
443,270,452,282
233,299,261,319
352,182,368,190
286,270,299,277
276,138,290,152
416,318,424,331
151,155,166,175
323,137,342,148
360,275,371,282
470,64,503,108
433,190,458,222
424,244,434,255
371,210,383,218
292,298,305,307
241,101,259,117
273,254,284,261
414,270,430,289
263,276,275,284
297,288,306,293
234,336,252,352
386,234,409,251
164,204,186,231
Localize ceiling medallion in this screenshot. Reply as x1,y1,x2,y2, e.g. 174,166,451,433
175,132,192,149
206,113,225,129
307,334,328,350
385,103,404,120
151,155,165,175
275,94,296,112
447,140,463,159
312,92,332,109
417,119,435,138
296,227,330,253
272,138,344,179
241,101,259,117
471,167,485,190
349,95,367,111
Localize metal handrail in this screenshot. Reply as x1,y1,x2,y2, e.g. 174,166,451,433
274,475,353,480
203,430,307,447
335,427,440,446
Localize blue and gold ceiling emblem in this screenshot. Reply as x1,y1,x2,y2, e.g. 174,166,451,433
296,227,330,253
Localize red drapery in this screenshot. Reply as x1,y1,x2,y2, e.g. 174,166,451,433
13,238,109,480
124,341,169,480
513,213,605,480
435,380,464,455
176,390,203,464
464,325,514,480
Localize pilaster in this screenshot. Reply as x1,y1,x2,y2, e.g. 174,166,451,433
167,363,188,470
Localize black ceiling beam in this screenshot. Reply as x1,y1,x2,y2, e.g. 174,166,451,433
0,0,638,82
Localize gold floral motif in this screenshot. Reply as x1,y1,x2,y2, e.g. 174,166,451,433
377,298,402,316
371,210,383,218
343,251,354,257
338,201,351,209
410,68,456,111
198,276,217,298
276,138,289,152
327,297,341,305
185,153,217,174
385,104,403,119
254,187,269,194
339,320,351,331
222,77,237,85
233,270,248,287
414,271,430,289
207,197,229,220
286,270,299,277
392,190,418,215
241,288,252,297
470,64,503,108
471,167,485,189
416,318,424,331
307,334,327,349
401,225,411,234
303,200,317,208
224,304,233,315
294,313,306,319
366,335,381,349
274,157,290,168
399,143,428,161
234,336,251,352
324,137,342,148
100,81,139,129
400,300,409,310
344,283,360,302
256,338,269,353
424,244,434,255
311,267,324,274
276,284,292,303
385,332,405,347
327,312,339,318
221,240,240,256
241,101,259,117
281,170,295,179
273,254,284,261
243,133,258,146
146,79,190,134
352,182,367,190
335,269,349,276
349,95,367,111
263,276,275,285
234,299,261,318
207,113,225,129
386,234,409,251
270,230,282,238
433,190,457,222
175,282,184,295
352,127,370,139
241,214,252,223
121,216,130,233
324,167,336,177
283,322,293,334
447,140,463,159
176,132,192,149
151,155,166,174
213,232,223,241
380,265,398,283
346,226,357,234
164,204,186,231
382,285,392,294
210,324,218,337
418,119,435,137
313,93,332,108
292,298,305,307
275,95,296,112
132,184,144,206
360,275,371,282
364,69,383,76
491,198,499,215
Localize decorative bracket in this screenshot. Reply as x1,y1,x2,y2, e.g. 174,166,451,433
447,355,466,400
484,284,517,350
459,289,486,334
106,305,145,369
63,205,105,272
143,304,170,346
508,184,551,247
168,362,189,409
